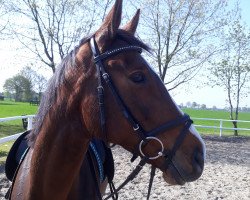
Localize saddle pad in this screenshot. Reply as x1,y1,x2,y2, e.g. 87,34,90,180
5,131,114,183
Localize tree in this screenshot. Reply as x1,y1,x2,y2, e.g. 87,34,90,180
34,73,47,100
200,104,206,110
191,101,198,108
209,20,250,136
186,101,191,108
129,0,228,90
5,0,115,73
3,75,33,101
20,66,47,100
0,0,8,35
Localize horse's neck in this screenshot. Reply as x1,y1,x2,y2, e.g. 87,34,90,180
26,43,96,199
28,109,90,200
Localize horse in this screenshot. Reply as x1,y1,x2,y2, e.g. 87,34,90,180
7,0,205,199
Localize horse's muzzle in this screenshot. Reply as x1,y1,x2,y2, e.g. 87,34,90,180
162,147,205,185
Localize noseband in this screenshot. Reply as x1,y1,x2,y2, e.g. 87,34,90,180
90,37,193,199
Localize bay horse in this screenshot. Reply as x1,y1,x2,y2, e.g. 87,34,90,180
8,0,205,199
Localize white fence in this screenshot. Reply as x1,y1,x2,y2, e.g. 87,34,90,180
192,117,250,136
0,115,35,144
0,115,250,145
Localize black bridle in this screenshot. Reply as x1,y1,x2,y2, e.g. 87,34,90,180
90,37,193,200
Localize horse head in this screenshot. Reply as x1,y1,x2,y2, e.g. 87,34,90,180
76,0,205,185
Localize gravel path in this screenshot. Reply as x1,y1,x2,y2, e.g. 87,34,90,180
1,136,249,199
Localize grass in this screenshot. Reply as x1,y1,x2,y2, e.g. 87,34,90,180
0,141,13,165
0,100,38,118
0,100,38,138
0,100,38,164
183,108,250,136
0,123,25,138
0,100,249,164
183,108,250,120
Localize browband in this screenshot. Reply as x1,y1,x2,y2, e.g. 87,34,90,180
90,38,142,63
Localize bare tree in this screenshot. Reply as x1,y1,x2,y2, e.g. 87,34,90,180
5,0,114,73
94,0,115,21
34,73,47,100
129,0,228,91
0,0,8,35
20,66,47,100
210,20,250,136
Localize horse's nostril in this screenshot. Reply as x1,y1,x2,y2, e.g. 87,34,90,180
193,149,204,170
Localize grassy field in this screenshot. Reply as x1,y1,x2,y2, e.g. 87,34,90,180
183,108,250,136
0,100,38,138
0,100,38,118
0,100,38,165
1,100,249,138
183,108,250,120
0,141,14,165
0,100,249,164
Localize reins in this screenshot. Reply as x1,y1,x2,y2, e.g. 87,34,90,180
90,37,193,200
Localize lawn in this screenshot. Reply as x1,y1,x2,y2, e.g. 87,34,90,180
0,100,38,138
0,100,38,165
183,108,250,120
0,141,13,165
1,100,249,138
0,100,38,118
0,100,249,165
183,108,250,136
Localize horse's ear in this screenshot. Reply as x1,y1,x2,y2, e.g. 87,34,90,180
122,9,140,35
95,0,122,51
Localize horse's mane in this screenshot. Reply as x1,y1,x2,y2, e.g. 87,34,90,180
27,30,150,147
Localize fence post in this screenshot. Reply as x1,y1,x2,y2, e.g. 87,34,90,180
219,120,223,137
27,116,33,130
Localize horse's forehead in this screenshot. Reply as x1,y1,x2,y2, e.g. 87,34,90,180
126,54,159,76
106,51,141,66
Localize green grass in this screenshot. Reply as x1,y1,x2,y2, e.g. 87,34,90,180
0,100,38,164
0,100,38,118
0,100,249,137
0,100,250,163
183,108,250,120
0,141,13,165
0,100,38,139
0,100,249,138
183,108,250,136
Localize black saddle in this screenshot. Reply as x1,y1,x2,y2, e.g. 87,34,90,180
5,131,114,183
5,131,29,181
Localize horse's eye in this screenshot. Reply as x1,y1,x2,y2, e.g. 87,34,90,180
130,72,145,83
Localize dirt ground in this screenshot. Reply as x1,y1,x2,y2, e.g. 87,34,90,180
1,136,249,199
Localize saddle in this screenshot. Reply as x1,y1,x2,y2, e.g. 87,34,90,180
5,130,115,183
5,131,29,181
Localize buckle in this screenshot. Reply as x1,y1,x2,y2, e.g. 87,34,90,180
133,124,140,131
102,73,109,79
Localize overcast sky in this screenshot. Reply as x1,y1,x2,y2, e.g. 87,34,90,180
0,0,249,108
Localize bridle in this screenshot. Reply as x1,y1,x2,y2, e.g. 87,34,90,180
90,36,193,200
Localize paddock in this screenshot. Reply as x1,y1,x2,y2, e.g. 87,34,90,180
0,135,249,199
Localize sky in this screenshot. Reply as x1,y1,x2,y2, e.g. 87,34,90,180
0,0,249,109
171,0,250,108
